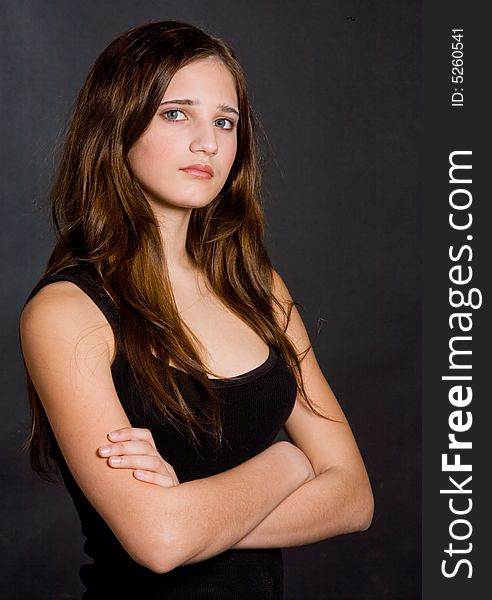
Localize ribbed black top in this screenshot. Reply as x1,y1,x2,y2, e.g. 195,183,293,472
27,265,297,599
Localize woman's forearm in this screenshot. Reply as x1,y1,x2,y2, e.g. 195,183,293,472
229,466,374,549
162,441,313,570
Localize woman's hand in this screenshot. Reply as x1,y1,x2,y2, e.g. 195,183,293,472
97,427,180,487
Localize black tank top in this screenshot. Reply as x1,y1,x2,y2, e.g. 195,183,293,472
27,265,297,599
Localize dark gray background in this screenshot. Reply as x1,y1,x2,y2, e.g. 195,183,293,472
0,1,421,598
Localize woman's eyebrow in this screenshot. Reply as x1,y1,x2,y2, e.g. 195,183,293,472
160,98,240,117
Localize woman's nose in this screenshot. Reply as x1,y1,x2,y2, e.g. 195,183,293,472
189,122,219,156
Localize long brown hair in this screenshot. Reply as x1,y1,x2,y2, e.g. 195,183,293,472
22,20,330,481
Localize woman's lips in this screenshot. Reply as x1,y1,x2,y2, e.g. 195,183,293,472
180,168,213,179
180,163,214,179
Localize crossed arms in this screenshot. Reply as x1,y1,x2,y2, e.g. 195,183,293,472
20,271,373,573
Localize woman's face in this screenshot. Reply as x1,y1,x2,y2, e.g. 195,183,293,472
127,57,239,211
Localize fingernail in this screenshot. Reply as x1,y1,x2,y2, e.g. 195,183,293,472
109,456,121,464
108,431,118,439
99,446,110,455
135,470,146,478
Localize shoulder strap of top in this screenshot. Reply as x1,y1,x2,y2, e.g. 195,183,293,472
25,264,120,336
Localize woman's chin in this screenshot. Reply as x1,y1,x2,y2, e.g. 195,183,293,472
147,194,217,211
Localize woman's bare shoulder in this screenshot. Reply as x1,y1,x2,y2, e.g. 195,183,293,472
22,280,102,324
20,280,114,354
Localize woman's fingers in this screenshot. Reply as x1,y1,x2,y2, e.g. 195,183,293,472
98,439,180,486
107,427,157,450
98,427,180,487
107,453,166,472
98,440,157,457
99,442,174,473
105,450,179,485
133,470,175,487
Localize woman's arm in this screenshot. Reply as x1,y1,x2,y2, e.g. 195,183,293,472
88,269,374,552
20,281,314,574
104,403,371,552
229,414,373,549
228,270,374,548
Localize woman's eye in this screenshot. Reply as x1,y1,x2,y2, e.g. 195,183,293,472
163,109,186,121
215,118,235,130
162,110,236,130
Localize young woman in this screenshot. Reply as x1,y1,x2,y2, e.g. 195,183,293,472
20,20,373,599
